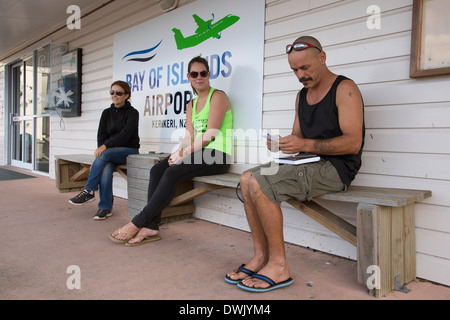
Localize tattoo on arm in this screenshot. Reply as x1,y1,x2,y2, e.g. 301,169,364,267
348,91,352,98
314,139,337,153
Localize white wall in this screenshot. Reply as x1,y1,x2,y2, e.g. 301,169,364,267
0,0,449,286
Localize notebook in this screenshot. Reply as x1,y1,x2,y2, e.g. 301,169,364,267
274,152,321,165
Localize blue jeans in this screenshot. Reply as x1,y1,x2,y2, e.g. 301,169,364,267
85,147,138,210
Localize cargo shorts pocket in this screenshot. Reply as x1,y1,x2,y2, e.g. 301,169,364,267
313,161,346,197
293,165,314,201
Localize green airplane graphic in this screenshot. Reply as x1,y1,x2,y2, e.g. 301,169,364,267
172,13,240,50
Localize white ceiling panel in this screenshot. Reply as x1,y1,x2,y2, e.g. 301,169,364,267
0,0,103,60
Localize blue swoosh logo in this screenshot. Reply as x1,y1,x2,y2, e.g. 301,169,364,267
122,39,163,62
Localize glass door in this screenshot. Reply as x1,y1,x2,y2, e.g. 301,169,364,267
10,59,33,170
9,45,51,173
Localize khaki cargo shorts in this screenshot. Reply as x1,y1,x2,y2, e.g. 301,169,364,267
247,160,345,206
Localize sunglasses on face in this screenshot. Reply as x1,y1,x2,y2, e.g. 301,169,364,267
189,70,209,78
286,42,322,54
109,90,126,96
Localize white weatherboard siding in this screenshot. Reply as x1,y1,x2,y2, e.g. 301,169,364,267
0,0,449,286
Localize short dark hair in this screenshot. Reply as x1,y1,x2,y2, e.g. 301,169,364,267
111,80,131,100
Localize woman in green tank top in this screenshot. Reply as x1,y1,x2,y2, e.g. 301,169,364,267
169,56,233,164
109,56,233,246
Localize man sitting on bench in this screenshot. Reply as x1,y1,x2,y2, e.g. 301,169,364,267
225,36,365,292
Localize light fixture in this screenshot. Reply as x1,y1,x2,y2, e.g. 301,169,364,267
158,0,178,12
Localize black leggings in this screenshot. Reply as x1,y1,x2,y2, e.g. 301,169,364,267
131,149,230,230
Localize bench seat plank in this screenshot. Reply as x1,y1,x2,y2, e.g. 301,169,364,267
56,154,127,170
193,173,431,207
319,186,432,207
56,154,95,166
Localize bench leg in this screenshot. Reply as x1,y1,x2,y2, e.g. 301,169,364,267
168,183,225,207
357,203,416,297
55,159,89,192
287,200,357,246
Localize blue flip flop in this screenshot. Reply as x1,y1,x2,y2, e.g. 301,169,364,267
224,264,256,284
237,274,294,293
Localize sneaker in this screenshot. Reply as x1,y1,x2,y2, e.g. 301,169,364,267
93,209,112,220
69,190,95,205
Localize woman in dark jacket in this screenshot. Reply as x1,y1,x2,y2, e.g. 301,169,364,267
69,81,139,220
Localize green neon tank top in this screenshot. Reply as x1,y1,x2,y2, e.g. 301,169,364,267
191,87,233,155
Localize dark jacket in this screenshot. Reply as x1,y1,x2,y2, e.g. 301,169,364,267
97,100,140,149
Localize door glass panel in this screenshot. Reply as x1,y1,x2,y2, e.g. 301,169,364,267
35,45,51,173
12,121,22,161
12,64,23,116
11,64,23,161
24,120,33,164
24,57,34,116
35,117,50,172
37,45,50,115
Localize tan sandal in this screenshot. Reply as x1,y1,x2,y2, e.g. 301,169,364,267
125,235,161,247
109,227,137,244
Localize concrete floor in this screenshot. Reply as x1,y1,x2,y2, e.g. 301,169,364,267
1,166,449,301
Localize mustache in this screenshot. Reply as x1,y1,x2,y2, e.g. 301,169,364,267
299,77,313,83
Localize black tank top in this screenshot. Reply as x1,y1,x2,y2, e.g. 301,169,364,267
298,75,364,187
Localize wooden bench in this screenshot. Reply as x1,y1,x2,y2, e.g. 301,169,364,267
62,153,431,297
55,154,128,193
167,172,431,298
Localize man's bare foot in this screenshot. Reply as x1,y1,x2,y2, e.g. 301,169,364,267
240,261,290,289
226,256,267,282
127,227,159,244
110,222,140,241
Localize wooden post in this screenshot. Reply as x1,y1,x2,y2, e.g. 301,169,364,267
357,202,416,297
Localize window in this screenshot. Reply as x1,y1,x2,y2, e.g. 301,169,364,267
410,0,450,77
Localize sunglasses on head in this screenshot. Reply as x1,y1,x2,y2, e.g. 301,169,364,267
286,42,321,54
189,70,209,78
109,90,126,96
